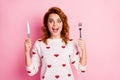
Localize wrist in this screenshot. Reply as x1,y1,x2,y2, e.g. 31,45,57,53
25,50,30,54
81,48,86,52
81,49,87,54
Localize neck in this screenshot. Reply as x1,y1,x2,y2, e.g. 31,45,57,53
50,35,61,39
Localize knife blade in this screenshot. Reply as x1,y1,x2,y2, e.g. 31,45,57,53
27,20,30,38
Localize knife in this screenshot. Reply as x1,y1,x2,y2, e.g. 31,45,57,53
27,20,30,38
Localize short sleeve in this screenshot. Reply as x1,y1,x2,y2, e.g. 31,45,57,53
26,40,41,76
70,40,86,73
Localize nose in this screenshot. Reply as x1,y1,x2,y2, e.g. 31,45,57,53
53,21,57,27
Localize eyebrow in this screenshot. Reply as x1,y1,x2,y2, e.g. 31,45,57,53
48,18,61,20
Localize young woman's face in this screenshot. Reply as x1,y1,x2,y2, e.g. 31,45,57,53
47,13,63,38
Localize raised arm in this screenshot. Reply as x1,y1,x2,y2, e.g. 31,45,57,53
78,38,87,66
24,38,32,66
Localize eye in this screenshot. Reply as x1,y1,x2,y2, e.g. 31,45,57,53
57,19,62,23
48,19,54,23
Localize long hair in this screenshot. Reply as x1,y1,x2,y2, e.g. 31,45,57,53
41,7,69,45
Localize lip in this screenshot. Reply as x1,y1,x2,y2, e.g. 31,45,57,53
52,27,59,30
52,28,59,33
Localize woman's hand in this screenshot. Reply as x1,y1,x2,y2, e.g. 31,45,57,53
78,38,87,66
78,38,86,51
24,38,32,66
24,38,32,53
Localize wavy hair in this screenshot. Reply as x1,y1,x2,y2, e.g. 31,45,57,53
41,7,69,45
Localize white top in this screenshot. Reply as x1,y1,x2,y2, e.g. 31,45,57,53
26,38,86,80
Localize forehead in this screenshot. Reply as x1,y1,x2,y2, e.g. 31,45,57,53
48,13,61,19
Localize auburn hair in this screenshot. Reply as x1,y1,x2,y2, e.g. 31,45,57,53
41,7,69,45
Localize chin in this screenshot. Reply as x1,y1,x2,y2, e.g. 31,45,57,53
52,33,60,36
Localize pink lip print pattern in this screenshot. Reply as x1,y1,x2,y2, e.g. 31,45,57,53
47,65,52,68
54,54,59,57
62,64,66,67
55,75,60,79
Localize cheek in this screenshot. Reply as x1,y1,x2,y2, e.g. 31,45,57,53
47,22,52,28
59,23,63,27
48,26,52,32
59,26,63,31
59,23,63,30
48,23,52,28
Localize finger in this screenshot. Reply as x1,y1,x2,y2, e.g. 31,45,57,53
79,37,83,39
25,38,31,41
25,38,31,43
24,42,31,48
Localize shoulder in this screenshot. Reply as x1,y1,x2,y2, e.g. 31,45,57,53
37,38,42,42
33,39,44,49
34,39,43,45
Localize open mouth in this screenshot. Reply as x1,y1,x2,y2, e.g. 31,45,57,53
52,28,59,33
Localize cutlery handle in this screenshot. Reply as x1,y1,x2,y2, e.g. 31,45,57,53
79,28,82,38
27,34,30,38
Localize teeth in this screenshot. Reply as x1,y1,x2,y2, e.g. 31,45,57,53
52,28,58,30
53,28,58,30
52,28,59,33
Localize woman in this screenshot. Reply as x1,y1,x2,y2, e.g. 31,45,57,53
24,7,87,80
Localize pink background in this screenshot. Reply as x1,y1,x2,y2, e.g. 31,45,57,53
0,0,120,80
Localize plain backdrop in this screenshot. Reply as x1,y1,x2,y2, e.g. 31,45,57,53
0,0,120,80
